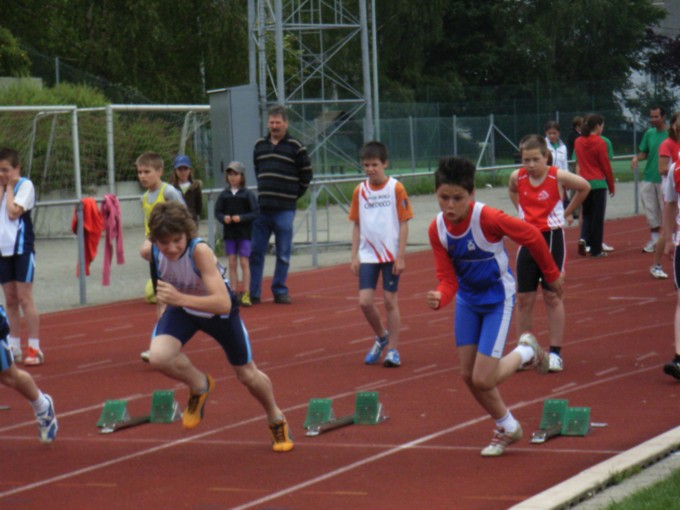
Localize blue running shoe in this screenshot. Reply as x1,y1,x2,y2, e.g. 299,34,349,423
37,394,58,444
383,348,401,367
364,335,388,365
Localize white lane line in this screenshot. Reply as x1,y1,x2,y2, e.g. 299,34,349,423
77,360,112,370
62,333,86,340
636,352,657,361
551,382,577,392
0,365,657,503
294,348,325,358
595,367,619,377
103,325,132,332
413,364,438,373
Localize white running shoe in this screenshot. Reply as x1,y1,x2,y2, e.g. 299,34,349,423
548,352,564,372
602,243,614,252
518,333,549,374
9,345,22,363
481,424,523,457
643,240,656,253
650,265,668,279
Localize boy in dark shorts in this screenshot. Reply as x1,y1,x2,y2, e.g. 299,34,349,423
141,201,293,452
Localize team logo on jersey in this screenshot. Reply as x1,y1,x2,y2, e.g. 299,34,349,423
467,240,475,251
537,190,550,201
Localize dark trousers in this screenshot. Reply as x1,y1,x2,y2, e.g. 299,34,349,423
580,188,607,256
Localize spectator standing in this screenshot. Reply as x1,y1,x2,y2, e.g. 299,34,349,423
249,105,313,304
574,114,615,258
0,148,44,365
215,161,259,307
169,155,203,226
632,106,668,253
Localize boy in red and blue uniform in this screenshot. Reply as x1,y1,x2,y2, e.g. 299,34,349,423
426,156,563,457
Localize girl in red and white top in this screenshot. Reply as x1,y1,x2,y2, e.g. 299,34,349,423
508,135,590,372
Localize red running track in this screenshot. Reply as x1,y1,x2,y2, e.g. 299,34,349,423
0,215,678,510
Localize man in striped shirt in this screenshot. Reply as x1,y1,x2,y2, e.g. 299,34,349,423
249,105,313,305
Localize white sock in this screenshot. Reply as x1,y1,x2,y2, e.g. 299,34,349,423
496,411,519,433
28,338,40,350
8,336,20,351
514,344,534,364
652,232,660,242
30,392,50,415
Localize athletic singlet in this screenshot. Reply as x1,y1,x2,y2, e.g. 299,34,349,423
435,202,515,305
152,238,229,317
142,183,168,236
0,178,35,256
357,177,400,263
517,166,564,231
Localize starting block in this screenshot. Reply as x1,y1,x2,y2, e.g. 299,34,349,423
304,392,387,437
531,399,591,444
97,390,181,434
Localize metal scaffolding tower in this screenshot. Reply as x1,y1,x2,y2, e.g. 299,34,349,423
248,0,378,174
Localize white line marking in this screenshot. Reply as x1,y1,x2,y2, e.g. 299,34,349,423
355,380,388,391
0,365,658,502
413,364,437,373
293,316,315,324
62,333,86,340
551,382,577,392
77,360,112,370
103,325,132,332
595,367,619,376
294,348,325,358
636,352,658,361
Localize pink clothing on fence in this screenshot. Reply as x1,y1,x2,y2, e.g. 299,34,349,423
100,194,125,286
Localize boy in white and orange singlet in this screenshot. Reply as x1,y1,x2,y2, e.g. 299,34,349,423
349,141,413,367
508,135,590,372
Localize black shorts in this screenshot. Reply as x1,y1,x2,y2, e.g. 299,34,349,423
516,229,565,293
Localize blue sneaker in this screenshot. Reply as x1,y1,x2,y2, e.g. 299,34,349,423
364,335,388,365
383,348,401,367
37,394,58,444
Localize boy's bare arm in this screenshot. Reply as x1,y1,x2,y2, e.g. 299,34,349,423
393,221,409,274
350,222,360,275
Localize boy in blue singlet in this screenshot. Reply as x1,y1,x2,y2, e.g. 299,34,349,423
426,157,563,457
141,201,293,452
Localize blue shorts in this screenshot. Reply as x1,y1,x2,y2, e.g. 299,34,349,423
0,338,14,372
359,262,400,292
153,302,252,366
0,252,35,284
454,294,514,358
224,239,251,258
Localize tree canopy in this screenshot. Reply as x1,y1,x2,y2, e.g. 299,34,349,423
0,0,669,105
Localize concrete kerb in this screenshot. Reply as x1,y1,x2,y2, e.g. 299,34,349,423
511,427,680,510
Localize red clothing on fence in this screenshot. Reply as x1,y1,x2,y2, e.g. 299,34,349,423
71,197,104,276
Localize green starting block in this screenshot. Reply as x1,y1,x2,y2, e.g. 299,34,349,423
97,399,130,428
150,390,182,423
304,392,387,436
531,399,591,444
97,390,181,434
354,391,386,425
562,406,591,436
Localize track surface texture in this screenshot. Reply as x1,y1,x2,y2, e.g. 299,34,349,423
1,215,677,510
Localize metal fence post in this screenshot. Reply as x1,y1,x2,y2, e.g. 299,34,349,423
409,116,416,170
